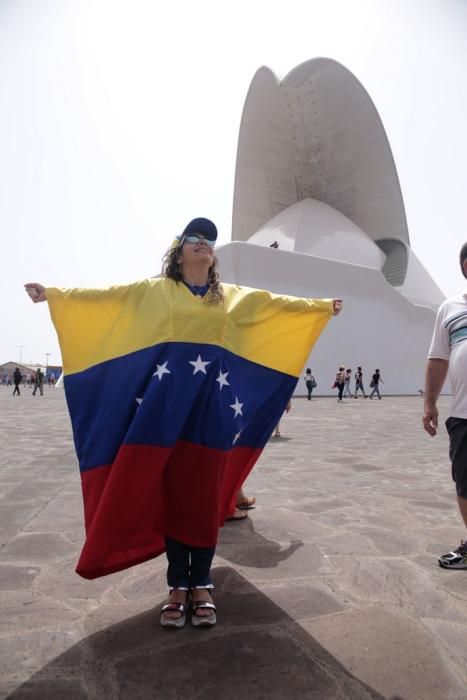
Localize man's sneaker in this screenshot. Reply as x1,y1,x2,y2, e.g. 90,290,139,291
438,540,467,569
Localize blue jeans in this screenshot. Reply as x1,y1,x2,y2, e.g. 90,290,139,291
355,382,366,396
370,385,381,398
165,537,215,590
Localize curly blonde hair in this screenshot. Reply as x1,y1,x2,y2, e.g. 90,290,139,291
161,243,225,305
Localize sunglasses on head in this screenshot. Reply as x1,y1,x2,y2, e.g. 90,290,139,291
183,234,215,247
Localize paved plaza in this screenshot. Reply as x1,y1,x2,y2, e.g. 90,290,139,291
1,386,467,699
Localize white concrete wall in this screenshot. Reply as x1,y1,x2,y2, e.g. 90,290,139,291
249,198,386,269
216,242,437,396
398,248,445,311
233,59,410,251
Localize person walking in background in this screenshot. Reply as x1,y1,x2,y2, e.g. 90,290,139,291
369,369,383,399
354,366,367,398
12,367,22,396
334,365,346,402
304,368,317,400
32,368,44,396
343,368,353,397
423,242,467,569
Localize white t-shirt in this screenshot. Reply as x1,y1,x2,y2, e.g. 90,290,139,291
428,294,467,418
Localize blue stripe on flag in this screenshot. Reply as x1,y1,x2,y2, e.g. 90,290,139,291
64,342,296,471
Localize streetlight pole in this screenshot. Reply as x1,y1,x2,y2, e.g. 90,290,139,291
16,345,26,366
45,353,51,381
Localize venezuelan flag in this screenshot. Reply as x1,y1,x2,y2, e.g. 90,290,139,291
47,278,333,579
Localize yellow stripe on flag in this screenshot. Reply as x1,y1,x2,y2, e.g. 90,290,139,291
47,279,333,377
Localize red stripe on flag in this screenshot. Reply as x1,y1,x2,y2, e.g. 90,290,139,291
76,442,261,579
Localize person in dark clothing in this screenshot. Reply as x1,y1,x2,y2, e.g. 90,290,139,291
334,365,346,402
32,368,44,396
354,366,367,398
370,369,383,399
13,368,22,396
304,368,317,400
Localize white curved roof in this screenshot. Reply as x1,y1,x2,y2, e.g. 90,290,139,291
232,58,410,249
249,198,386,269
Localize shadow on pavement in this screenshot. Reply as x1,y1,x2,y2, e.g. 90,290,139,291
217,516,304,567
6,567,395,700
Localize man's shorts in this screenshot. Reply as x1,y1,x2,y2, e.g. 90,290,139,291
446,417,467,498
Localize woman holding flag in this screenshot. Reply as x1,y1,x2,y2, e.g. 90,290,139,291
25,217,342,629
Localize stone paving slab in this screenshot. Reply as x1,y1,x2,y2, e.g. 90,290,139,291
1,386,466,699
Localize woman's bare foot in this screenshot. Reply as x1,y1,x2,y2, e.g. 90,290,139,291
237,495,256,509
226,507,248,521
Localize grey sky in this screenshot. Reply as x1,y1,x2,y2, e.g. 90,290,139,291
1,0,466,367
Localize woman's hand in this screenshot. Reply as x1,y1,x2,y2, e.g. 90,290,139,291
25,283,47,303
332,299,343,316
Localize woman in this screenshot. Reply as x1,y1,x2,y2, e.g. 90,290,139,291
25,217,342,629
304,368,316,400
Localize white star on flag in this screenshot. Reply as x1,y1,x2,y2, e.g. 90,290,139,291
135,397,143,405
189,355,211,375
153,362,171,381
233,431,242,444
216,371,230,389
230,396,243,417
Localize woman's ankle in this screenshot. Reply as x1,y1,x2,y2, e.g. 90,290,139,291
191,588,213,600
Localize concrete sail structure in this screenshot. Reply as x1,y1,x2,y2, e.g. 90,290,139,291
215,58,444,394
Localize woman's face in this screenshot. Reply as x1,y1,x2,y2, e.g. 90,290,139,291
178,237,215,267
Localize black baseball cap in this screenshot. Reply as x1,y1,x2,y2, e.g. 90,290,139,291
182,217,217,241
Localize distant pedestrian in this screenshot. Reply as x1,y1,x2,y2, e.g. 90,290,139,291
13,368,22,396
343,368,353,397
304,368,317,400
354,366,367,398
32,368,44,396
369,369,383,399
334,365,346,402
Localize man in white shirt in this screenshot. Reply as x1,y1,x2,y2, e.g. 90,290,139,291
423,242,467,568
